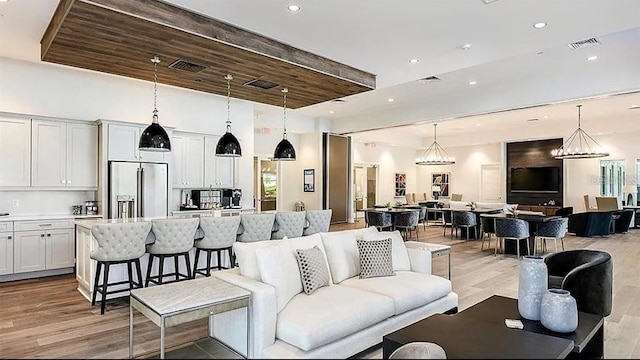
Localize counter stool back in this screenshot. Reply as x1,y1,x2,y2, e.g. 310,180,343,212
90,222,151,314
303,209,332,235
194,216,241,277
237,213,276,243
145,218,199,286
272,211,306,239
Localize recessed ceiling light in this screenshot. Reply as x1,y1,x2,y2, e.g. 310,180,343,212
476,123,481,126
533,22,547,29
329,110,335,114
543,115,550,119
388,98,395,102
461,44,472,51
587,55,599,61
287,5,300,12
408,59,419,64
468,81,477,85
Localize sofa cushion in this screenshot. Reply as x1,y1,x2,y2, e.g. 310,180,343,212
295,246,331,295
363,230,411,271
357,238,395,279
256,239,303,313
286,233,333,285
338,226,379,240
276,285,395,351
233,239,282,281
341,271,452,315
320,231,360,283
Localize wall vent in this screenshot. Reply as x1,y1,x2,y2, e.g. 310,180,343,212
419,76,441,83
567,38,600,50
243,78,279,90
168,59,207,73
331,99,347,104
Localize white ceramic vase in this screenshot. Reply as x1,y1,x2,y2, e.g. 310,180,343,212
518,256,548,320
540,289,578,333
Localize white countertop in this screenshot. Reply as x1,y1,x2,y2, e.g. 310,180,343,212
75,216,167,228
0,214,103,222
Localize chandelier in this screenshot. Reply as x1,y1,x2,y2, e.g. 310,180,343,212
415,123,455,165
552,105,609,159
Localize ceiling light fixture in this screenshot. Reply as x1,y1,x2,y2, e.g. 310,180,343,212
533,22,547,29
552,105,609,159
273,88,296,161
468,81,477,85
416,123,455,165
215,74,242,157
587,55,599,61
388,98,395,102
329,110,335,114
629,105,640,110
287,5,300,12
461,44,472,50
139,56,171,152
409,59,419,64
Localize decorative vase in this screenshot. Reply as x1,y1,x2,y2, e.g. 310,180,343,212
518,256,548,320
540,289,578,333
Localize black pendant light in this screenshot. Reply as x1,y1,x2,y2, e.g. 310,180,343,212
215,74,242,157
139,56,171,152
273,88,296,161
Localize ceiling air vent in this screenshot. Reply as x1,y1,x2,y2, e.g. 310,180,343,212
419,76,441,83
168,59,207,73
243,78,279,90
567,38,600,50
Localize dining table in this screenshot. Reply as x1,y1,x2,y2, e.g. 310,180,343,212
480,212,561,256
443,207,504,239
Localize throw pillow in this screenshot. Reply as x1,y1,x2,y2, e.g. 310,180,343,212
255,238,303,312
362,230,411,271
233,239,283,281
294,246,331,295
356,238,395,279
320,231,360,283
287,233,334,285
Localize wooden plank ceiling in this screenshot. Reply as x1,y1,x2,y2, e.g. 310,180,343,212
40,0,376,109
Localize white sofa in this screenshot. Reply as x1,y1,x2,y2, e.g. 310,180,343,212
210,227,458,358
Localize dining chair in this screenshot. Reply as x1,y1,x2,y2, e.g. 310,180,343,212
480,215,497,251
367,211,393,231
442,209,453,236
393,210,420,240
583,195,598,211
451,193,463,201
494,218,530,258
534,217,568,253
452,211,477,240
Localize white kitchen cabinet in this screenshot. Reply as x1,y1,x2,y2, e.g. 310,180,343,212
108,123,168,163
0,117,31,187
75,226,91,291
31,119,98,188
172,132,204,188
45,229,75,270
204,135,236,188
0,232,14,275
13,230,46,273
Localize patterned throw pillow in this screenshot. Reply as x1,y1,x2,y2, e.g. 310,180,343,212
295,246,331,295
356,238,395,279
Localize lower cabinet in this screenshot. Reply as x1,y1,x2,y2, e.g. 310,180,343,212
0,232,14,275
45,229,75,269
12,221,75,274
14,231,46,273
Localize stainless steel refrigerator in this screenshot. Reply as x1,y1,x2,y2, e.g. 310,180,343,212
108,161,168,219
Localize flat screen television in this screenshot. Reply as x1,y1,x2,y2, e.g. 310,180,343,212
510,166,560,192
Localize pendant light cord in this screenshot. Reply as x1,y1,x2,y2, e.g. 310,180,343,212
152,56,160,124
282,88,288,140
225,74,233,133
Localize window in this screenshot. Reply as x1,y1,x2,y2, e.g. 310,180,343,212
599,160,625,200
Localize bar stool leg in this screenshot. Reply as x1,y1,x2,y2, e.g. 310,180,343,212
135,259,143,288
184,252,191,281
217,249,222,270
158,256,165,285
92,261,102,306
193,249,201,278
127,262,134,290
174,255,180,281
206,250,212,277
100,263,110,315
145,254,154,287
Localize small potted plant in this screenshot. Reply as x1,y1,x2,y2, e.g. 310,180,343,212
384,201,392,210
467,201,477,210
506,206,519,218
212,203,222,217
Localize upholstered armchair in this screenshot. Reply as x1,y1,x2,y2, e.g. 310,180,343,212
612,209,634,233
544,250,613,316
567,211,613,237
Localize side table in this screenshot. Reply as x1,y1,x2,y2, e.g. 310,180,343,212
405,242,451,279
129,276,250,359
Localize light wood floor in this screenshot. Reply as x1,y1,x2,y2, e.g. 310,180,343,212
1,220,639,358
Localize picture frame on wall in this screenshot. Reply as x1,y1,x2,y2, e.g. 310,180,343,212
304,169,315,192
395,173,406,196
432,172,450,199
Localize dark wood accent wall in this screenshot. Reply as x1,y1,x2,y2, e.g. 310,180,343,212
40,0,376,109
323,133,351,224
506,139,563,207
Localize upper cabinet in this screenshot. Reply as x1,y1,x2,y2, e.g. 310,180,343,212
0,117,31,187
31,119,98,188
171,132,204,188
204,135,236,188
107,123,168,163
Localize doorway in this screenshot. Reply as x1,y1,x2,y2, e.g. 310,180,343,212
353,164,378,220
481,164,503,202
254,157,278,212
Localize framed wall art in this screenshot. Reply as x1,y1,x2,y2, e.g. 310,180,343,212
395,173,406,196
304,169,315,192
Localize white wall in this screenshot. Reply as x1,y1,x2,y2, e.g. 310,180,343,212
0,57,255,212
353,143,417,206
0,191,96,216
416,143,503,202
564,130,640,212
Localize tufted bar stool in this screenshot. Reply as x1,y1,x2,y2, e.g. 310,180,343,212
303,209,333,235
145,218,199,286
272,211,306,239
193,216,241,277
90,222,151,315
237,213,276,243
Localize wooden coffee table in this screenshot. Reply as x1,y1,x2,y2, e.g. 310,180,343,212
383,295,603,359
